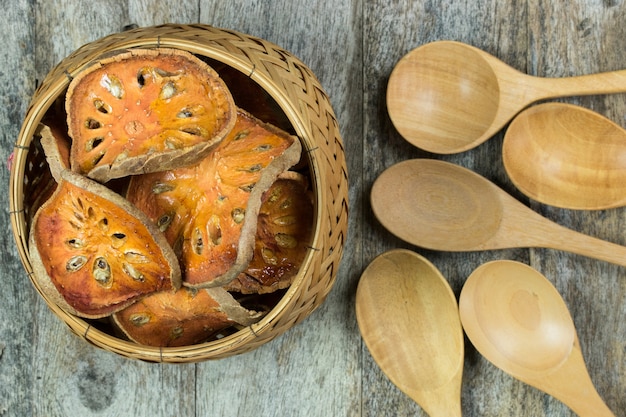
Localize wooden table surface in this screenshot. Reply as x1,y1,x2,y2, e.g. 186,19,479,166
1,1,624,416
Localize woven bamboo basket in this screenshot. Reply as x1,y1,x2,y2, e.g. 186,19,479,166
9,24,348,362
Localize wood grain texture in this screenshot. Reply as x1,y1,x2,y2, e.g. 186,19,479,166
1,2,38,417
527,2,626,416
0,0,624,416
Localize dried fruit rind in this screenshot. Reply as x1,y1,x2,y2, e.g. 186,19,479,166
66,48,237,182
30,46,313,346
112,287,263,347
226,171,314,294
38,123,71,182
29,169,182,319
127,108,302,288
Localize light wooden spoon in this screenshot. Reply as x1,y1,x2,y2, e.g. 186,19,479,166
387,40,626,154
356,249,464,417
459,260,615,417
503,102,626,210
370,158,626,267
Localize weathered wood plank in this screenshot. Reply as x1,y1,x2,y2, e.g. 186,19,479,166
20,2,200,417
128,1,200,26
195,2,363,416
0,0,623,416
0,1,38,416
527,1,626,415
362,1,533,416
359,1,625,416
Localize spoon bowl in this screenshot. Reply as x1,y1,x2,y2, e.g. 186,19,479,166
459,260,615,417
387,41,626,154
356,249,463,417
503,102,626,210
370,158,626,267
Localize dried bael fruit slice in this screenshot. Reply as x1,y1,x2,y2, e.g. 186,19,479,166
39,123,71,182
25,108,72,218
29,169,181,319
24,132,57,222
112,287,263,347
66,48,237,182
127,108,302,288
225,172,314,294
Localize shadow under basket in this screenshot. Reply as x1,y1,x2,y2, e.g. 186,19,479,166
9,24,348,362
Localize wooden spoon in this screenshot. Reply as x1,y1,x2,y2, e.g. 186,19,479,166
387,40,626,154
503,102,626,210
356,249,464,417
459,260,615,417
370,158,626,267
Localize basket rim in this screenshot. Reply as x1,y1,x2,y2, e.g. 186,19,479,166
10,24,340,362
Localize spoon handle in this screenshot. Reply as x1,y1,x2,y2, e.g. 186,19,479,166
530,69,626,98
528,339,616,417
530,222,626,267
541,225,626,267
501,202,626,267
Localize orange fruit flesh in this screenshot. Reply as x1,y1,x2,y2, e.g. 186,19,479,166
127,109,299,287
67,49,234,177
226,173,314,294
113,288,235,347
31,180,176,317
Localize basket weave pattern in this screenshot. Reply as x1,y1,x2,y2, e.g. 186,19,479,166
10,24,348,362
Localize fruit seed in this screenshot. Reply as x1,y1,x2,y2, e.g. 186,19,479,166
129,313,151,327
92,257,112,287
160,81,176,100
66,255,88,272
231,208,245,224
275,233,298,249
122,262,145,282
101,74,124,99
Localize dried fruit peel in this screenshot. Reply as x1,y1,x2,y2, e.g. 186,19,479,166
38,123,71,182
127,108,302,288
225,172,314,294
112,287,263,347
30,47,310,345
29,169,182,319
66,48,236,182
25,133,58,222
